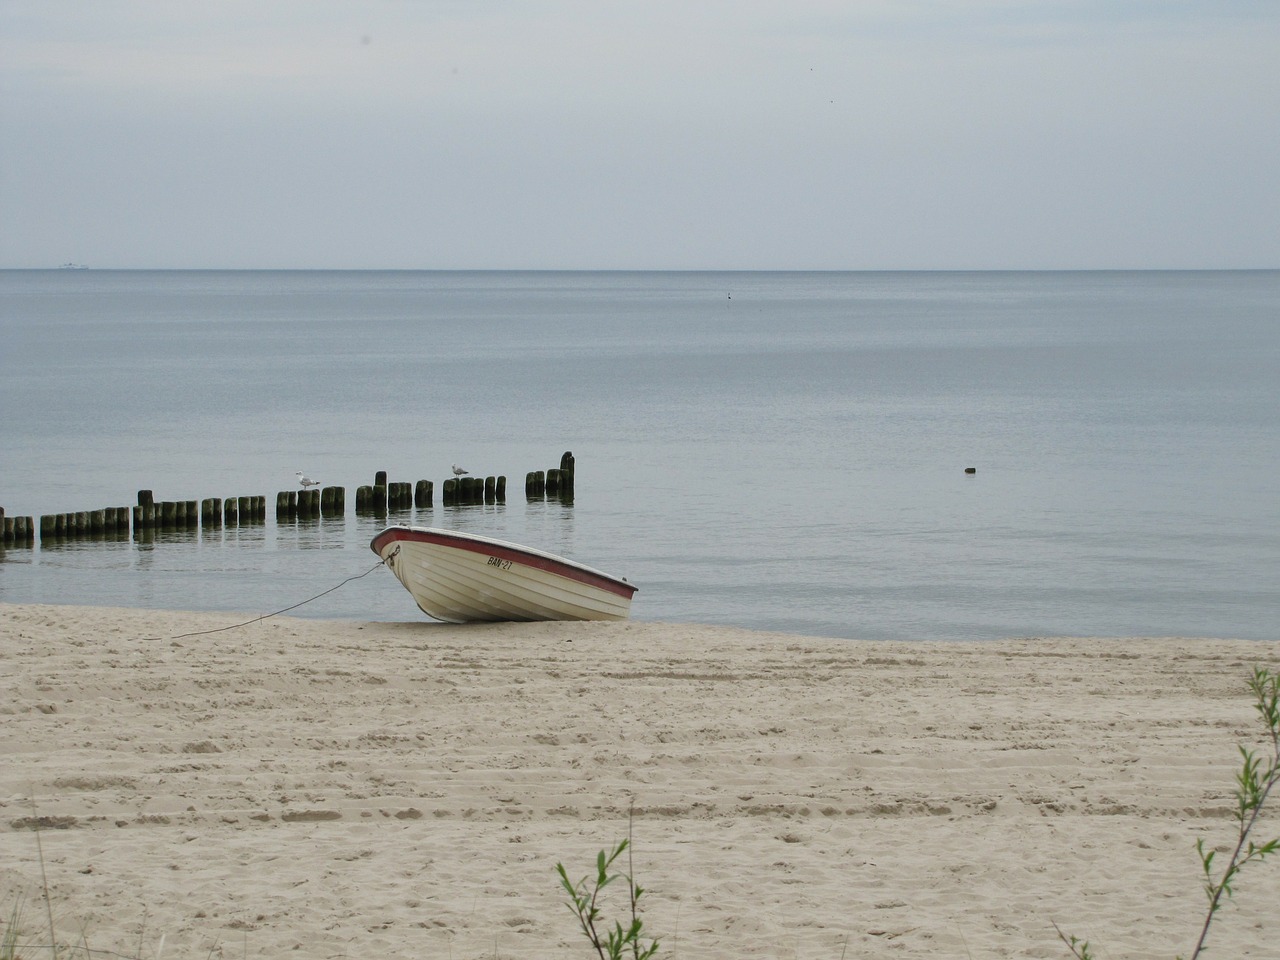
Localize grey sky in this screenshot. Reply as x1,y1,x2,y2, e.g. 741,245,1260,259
2,1,1277,269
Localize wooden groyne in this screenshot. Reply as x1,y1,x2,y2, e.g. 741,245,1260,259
5,452,579,548
441,475,505,506
277,487,345,520
526,450,575,500
2,507,36,547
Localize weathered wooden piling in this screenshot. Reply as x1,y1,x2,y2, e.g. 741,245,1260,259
483,476,496,503
3,515,34,544
293,489,318,518
415,479,433,508
559,451,575,494
495,476,506,502
320,485,344,517
525,470,545,498
375,470,388,487
372,484,387,511
276,491,296,520
138,490,154,508
545,468,562,497
203,498,223,526
387,481,413,510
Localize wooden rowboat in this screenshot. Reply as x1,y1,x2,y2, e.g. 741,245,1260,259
369,525,637,622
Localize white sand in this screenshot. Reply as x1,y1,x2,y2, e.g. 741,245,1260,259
1,603,1277,959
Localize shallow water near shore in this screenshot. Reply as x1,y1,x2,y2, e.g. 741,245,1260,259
2,268,1278,640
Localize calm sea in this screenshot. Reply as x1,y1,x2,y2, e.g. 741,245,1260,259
1,269,1277,641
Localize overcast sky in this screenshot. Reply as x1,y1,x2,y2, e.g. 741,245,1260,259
1,1,1277,270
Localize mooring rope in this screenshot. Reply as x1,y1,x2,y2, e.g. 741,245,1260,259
153,558,388,641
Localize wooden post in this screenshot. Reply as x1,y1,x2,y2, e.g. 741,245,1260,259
372,484,387,511
560,451,575,495
138,490,154,508
386,481,404,509
415,479,433,508
375,470,387,487
496,476,506,502
545,468,561,497
355,485,372,512
484,476,496,503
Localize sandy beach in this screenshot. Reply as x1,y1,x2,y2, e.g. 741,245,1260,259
1,603,1277,959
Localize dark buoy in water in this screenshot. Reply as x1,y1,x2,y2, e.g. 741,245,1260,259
964,467,977,474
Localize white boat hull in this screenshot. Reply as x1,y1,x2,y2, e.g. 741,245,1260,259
370,526,637,623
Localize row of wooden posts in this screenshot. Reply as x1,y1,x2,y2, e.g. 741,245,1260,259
1,453,577,547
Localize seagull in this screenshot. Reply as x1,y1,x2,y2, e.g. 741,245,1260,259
296,471,320,489
451,463,469,478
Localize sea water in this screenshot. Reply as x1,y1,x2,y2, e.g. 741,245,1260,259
1,269,1277,640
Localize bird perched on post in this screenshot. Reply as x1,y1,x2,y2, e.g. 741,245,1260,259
451,463,469,478
296,471,320,489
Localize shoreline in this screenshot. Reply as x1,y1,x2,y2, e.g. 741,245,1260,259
2,603,1277,958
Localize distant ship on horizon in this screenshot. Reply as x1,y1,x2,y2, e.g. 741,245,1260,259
58,262,89,269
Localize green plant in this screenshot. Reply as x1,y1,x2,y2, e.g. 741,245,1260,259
1059,666,1280,960
556,819,659,960
2,894,28,960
